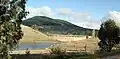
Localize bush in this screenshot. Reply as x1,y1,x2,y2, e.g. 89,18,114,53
49,45,66,55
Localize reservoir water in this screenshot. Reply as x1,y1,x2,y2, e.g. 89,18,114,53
17,41,58,50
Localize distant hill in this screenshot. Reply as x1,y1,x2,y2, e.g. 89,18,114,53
22,16,93,35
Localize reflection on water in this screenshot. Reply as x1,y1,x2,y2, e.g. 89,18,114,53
17,41,57,50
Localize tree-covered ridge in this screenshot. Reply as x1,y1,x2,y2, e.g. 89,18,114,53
23,16,93,35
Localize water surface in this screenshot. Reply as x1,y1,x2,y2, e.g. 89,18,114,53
17,41,57,50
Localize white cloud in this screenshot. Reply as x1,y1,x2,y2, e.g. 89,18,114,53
58,8,91,21
57,8,101,29
26,6,55,19
108,11,120,27
85,20,101,29
94,11,120,29
58,8,72,15
70,19,101,30
71,12,91,21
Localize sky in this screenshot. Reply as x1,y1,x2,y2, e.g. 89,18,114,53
26,0,120,29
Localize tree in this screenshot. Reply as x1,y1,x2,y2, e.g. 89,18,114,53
0,0,28,59
98,19,120,52
31,24,39,30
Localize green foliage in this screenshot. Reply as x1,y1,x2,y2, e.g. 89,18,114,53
98,19,120,52
104,19,118,31
0,0,28,59
31,24,39,30
49,45,66,55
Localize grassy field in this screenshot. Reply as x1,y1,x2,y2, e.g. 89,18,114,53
20,25,51,43
57,37,100,53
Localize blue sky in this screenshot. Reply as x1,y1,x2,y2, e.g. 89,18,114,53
26,0,120,29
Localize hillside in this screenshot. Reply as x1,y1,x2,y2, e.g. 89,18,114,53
20,25,50,43
22,16,93,35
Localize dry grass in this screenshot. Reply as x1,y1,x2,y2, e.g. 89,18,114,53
58,38,100,53
49,35,92,42
20,25,50,43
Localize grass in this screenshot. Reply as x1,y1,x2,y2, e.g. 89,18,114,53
20,25,52,44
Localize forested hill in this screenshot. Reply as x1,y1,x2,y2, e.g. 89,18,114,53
22,16,93,35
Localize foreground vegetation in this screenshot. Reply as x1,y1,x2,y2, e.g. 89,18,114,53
10,52,94,59
9,48,120,59
0,0,28,59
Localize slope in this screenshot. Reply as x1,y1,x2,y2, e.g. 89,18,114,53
20,25,50,43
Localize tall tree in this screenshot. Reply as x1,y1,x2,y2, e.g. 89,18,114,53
98,19,120,52
0,0,28,59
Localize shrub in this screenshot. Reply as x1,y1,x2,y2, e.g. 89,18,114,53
49,45,66,55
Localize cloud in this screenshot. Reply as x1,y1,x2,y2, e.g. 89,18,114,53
58,8,91,21
103,11,120,27
70,19,101,29
58,8,72,15
57,8,101,29
92,11,120,29
85,20,101,29
26,6,55,19
71,12,91,21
